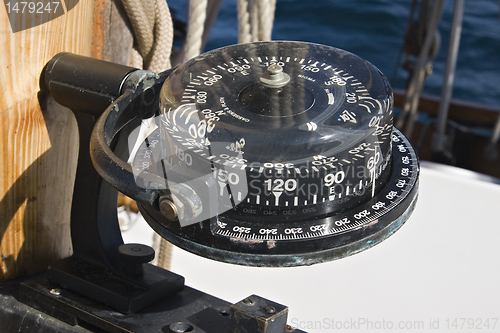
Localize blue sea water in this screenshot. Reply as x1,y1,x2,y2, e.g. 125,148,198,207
171,0,500,107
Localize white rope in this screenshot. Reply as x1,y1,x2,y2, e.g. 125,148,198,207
120,0,173,72
258,0,275,41
157,233,173,269
250,0,260,42
129,48,144,69
183,0,208,62
121,0,154,68
148,0,174,72
238,0,276,43
237,0,252,43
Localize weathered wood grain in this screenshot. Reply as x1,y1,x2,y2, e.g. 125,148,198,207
0,0,94,280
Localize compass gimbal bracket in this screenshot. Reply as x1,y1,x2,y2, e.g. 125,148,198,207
36,53,183,313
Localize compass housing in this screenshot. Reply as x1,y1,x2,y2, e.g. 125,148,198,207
93,41,419,267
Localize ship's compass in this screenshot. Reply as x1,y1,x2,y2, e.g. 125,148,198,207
89,41,419,266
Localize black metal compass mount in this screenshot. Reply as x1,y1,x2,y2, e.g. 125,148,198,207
37,52,185,314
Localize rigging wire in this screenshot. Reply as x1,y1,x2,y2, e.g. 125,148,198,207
395,0,445,139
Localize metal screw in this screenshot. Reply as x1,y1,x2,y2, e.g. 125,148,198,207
243,298,254,305
265,306,276,314
267,64,283,76
260,64,290,87
159,197,178,220
168,322,194,333
49,288,61,296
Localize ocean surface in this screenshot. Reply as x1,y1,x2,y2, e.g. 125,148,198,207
170,0,500,107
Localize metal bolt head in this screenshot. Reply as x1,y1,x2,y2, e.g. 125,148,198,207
243,298,254,305
267,64,283,76
159,197,178,220
265,306,276,314
260,64,290,87
168,322,194,333
49,288,61,296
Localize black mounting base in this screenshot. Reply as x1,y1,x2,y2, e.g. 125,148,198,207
18,274,230,333
14,273,306,333
48,257,185,314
